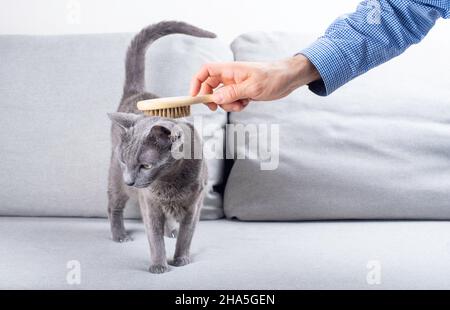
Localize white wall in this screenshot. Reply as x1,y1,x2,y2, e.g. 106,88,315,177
1,0,447,44
0,0,442,41
1,0,359,41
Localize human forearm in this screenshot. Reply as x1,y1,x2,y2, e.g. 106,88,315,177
300,0,449,96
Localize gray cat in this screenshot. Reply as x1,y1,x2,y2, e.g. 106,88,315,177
107,21,214,273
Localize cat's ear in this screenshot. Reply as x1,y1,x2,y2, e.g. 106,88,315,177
150,120,183,144
107,112,141,130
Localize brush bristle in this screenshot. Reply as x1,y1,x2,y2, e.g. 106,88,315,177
143,106,191,118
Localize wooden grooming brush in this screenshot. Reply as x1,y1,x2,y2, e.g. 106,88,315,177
136,94,214,118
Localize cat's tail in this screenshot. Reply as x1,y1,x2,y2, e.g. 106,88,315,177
123,21,216,96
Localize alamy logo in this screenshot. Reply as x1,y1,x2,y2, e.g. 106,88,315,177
66,0,81,25
226,123,280,171
171,116,280,171
66,260,81,285
367,0,381,25
366,260,382,285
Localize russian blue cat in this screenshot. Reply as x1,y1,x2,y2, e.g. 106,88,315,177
107,21,213,273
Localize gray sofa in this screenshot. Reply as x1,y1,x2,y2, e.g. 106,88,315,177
1,29,450,289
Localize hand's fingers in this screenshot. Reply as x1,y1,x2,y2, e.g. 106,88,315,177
198,82,218,111
241,99,250,107
198,77,221,96
190,78,200,97
205,103,218,111
213,81,250,105
203,76,222,91
218,104,236,112
198,82,212,96
190,63,227,96
234,99,250,111
218,101,246,112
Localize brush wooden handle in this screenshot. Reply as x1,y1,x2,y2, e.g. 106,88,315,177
137,94,214,111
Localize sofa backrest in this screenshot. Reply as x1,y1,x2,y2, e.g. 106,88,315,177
1,29,449,221
0,33,231,219
225,31,450,220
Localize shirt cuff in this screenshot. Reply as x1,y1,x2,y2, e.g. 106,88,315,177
298,37,353,96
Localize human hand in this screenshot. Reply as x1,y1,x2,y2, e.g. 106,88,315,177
189,54,320,112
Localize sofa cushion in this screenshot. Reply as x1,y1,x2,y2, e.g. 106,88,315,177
1,216,450,289
0,32,231,219
224,31,450,220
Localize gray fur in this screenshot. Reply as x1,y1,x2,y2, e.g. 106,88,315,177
107,21,212,273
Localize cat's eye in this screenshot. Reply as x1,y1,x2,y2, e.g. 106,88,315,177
141,164,153,170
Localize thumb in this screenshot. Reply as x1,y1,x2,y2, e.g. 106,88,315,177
213,83,248,105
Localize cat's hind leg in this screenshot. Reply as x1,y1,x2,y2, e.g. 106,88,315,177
107,163,132,242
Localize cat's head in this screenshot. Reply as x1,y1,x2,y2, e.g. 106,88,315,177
108,112,184,188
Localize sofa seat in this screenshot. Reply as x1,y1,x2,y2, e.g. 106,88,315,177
1,217,449,289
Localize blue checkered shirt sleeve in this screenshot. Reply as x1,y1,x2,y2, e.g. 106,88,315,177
300,0,450,96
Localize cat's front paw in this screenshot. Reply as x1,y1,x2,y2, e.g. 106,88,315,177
169,256,191,267
112,233,133,243
149,264,170,274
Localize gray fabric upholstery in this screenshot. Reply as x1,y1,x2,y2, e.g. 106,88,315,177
0,33,232,219
1,216,450,289
1,31,450,290
224,32,450,221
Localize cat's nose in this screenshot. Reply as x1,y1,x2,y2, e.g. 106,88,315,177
124,180,135,186
123,170,136,186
